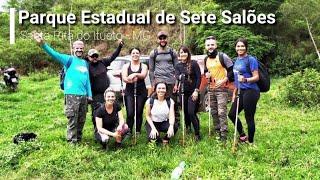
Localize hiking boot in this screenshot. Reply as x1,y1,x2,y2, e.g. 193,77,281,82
115,142,123,149
239,135,248,143
195,135,201,142
162,139,169,145
101,142,107,150
220,135,227,142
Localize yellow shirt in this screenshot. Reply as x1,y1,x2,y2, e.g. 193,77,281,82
206,56,227,89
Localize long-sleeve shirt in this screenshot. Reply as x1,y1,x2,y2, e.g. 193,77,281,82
149,46,178,85
41,43,92,97
175,60,201,94
88,44,122,95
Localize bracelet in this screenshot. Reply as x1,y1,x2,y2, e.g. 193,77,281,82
244,78,248,83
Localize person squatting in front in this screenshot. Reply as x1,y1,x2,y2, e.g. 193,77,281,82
86,39,124,137
122,48,148,135
95,88,129,149
204,36,234,142
145,82,178,145
228,38,260,144
174,46,202,141
32,32,92,144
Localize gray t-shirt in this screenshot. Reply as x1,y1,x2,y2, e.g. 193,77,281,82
149,46,178,85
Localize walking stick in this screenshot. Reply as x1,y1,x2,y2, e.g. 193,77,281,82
133,81,137,145
207,80,211,137
179,74,185,145
232,72,241,153
119,73,126,110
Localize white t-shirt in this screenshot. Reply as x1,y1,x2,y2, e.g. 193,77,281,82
147,98,174,123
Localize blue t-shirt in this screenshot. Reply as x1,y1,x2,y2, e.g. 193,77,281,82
233,55,259,91
41,43,92,97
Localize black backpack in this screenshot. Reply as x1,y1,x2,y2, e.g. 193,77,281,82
59,57,72,90
244,56,270,92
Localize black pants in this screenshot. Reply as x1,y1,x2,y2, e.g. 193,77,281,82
166,84,180,127
181,92,200,135
91,93,104,132
145,121,179,142
228,89,260,143
125,93,147,133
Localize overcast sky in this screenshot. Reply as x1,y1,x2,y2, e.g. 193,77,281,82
0,0,8,12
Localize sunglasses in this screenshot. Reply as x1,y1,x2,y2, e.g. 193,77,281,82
159,37,167,40
90,54,99,58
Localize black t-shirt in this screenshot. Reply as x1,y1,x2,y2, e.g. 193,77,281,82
95,103,121,131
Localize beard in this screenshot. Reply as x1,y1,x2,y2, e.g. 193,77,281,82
159,42,167,48
207,49,218,58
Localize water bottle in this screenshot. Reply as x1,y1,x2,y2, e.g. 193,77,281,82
171,161,185,180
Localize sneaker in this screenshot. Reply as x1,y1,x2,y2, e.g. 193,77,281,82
239,135,248,143
121,132,131,143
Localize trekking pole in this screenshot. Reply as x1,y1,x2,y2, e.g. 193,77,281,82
133,81,137,145
232,72,241,153
119,73,126,110
207,79,211,137
68,1,73,55
179,74,185,146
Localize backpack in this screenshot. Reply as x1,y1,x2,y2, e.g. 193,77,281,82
152,47,175,68
149,97,171,110
244,56,270,92
59,57,72,90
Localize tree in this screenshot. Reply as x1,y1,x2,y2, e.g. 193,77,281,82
280,0,320,60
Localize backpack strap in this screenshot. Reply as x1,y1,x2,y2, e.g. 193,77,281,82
153,48,174,68
149,97,154,110
204,56,208,73
218,52,227,69
66,56,73,68
149,97,171,110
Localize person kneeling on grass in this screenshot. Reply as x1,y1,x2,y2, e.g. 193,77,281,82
145,82,178,145
95,88,129,149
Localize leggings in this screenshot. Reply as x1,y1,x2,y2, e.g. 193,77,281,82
228,89,260,143
181,92,200,135
125,93,147,133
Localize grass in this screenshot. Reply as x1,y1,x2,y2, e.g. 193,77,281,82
0,73,319,179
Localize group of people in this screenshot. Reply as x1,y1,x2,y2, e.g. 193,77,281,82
32,30,260,149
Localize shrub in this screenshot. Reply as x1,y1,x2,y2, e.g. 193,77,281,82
282,68,320,108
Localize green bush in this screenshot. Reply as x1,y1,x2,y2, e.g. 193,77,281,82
282,68,320,108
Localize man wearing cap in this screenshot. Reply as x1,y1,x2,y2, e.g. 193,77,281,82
86,39,124,136
32,31,92,144
149,31,180,127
